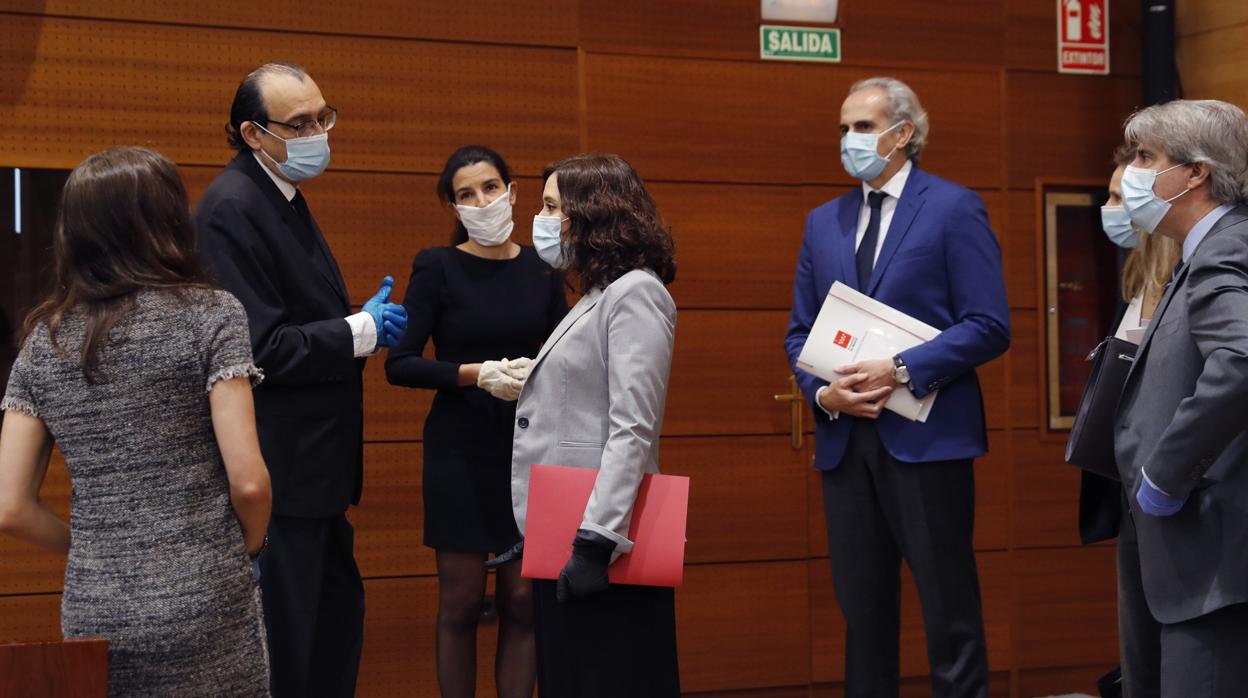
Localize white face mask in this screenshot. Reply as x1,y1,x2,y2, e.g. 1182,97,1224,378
1121,163,1191,234
454,184,514,247
532,213,567,268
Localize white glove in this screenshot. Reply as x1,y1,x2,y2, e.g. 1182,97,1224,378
477,359,525,401
501,357,533,382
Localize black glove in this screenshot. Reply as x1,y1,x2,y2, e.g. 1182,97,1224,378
556,529,616,603
485,539,524,570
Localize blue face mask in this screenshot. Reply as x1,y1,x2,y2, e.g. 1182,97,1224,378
1120,163,1190,234
256,124,331,182
840,121,905,182
532,214,567,268
1100,206,1138,248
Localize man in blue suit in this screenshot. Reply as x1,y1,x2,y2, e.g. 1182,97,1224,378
784,77,1010,698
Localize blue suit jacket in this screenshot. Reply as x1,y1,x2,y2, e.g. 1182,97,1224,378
784,166,1010,468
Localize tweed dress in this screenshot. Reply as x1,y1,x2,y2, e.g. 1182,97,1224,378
1,288,270,696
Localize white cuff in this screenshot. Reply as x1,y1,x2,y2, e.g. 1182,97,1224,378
345,312,378,358
814,385,839,420
1141,470,1175,497
580,521,635,555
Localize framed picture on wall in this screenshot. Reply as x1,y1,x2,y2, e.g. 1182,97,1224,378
1040,180,1122,431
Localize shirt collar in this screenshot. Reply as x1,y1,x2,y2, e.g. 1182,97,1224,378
252,151,298,202
862,159,912,201
1181,203,1235,261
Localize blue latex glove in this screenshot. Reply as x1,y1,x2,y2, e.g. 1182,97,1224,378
362,276,408,350
1136,473,1185,516
250,556,262,583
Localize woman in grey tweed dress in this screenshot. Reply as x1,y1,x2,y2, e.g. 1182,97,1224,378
0,147,272,696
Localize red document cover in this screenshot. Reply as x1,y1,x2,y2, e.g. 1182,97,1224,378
520,464,689,587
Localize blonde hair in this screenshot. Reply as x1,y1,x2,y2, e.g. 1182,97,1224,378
1121,231,1180,302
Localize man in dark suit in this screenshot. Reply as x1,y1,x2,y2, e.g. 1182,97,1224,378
785,77,1010,698
1113,98,1248,698
195,62,407,697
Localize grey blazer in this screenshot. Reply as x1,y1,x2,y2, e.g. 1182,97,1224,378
511,269,677,554
1114,205,1248,624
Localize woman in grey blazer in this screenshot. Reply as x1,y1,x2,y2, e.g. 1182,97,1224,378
502,153,680,696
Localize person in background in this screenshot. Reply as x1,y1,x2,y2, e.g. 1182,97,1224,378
1078,144,1181,698
195,61,407,698
0,146,271,695
1113,98,1248,698
385,145,567,698
500,153,680,697
784,77,1010,698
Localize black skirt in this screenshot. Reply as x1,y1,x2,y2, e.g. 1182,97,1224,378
532,579,681,698
422,390,521,553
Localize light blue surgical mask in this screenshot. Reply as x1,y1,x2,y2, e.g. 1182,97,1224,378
1100,206,1138,248
1121,163,1190,234
840,121,905,182
256,123,331,182
532,214,567,268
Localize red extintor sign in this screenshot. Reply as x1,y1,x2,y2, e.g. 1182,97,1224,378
1058,0,1110,75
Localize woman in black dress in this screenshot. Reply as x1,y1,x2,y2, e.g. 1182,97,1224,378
385,146,567,698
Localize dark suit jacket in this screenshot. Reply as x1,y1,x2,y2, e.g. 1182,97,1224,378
196,151,364,518
1114,205,1248,623
784,166,1011,468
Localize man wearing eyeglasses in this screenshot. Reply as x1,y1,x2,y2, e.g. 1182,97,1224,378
195,61,407,698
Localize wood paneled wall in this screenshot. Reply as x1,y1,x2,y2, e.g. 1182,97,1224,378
0,2,1145,696
1177,0,1248,106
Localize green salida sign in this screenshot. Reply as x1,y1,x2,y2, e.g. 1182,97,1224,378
759,25,841,63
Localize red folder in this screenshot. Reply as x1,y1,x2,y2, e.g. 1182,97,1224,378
521,464,689,587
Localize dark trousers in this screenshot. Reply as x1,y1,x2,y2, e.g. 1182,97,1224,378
1117,493,1162,698
532,579,680,698
1118,499,1248,698
259,514,365,698
821,420,988,698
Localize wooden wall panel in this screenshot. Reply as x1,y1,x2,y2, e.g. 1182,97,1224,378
654,182,808,310
677,562,811,693
1176,24,1248,108
9,0,580,47
1004,190,1041,309
0,16,579,174
1008,309,1042,429
839,0,1004,69
664,309,796,437
1011,430,1086,549
1014,545,1118,669
1176,0,1248,39
350,443,431,579
1006,71,1141,189
584,53,807,185
579,0,761,60
0,594,61,645
664,436,810,563
0,452,68,596
810,551,1011,683
1006,0,1142,75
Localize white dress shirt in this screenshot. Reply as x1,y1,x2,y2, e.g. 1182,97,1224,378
814,160,914,419
252,152,377,357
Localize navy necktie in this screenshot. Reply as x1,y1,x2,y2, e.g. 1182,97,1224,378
857,190,888,289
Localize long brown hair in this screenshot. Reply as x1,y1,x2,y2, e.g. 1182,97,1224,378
23,147,212,382
1113,145,1181,302
543,154,676,293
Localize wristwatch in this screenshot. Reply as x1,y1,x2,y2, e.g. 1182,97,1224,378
892,355,911,387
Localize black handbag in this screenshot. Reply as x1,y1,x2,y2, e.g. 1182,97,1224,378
1065,336,1137,481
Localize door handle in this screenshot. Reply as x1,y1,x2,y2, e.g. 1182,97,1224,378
773,375,804,450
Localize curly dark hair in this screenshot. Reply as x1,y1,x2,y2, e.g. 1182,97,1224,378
543,154,675,293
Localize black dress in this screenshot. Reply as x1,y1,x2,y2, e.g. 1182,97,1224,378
386,245,567,552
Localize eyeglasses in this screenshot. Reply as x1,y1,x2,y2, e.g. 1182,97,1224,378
262,107,338,138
